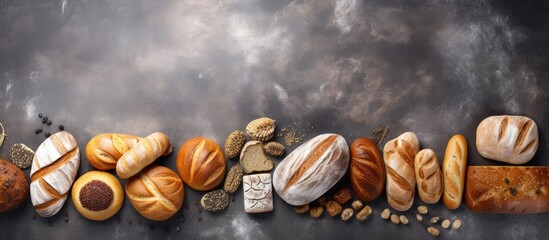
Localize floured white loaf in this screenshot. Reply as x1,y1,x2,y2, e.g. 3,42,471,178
476,115,538,164
384,132,419,211
30,131,80,217
273,134,349,206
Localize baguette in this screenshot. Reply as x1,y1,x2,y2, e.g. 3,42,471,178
476,115,538,164
442,134,467,210
30,131,80,217
465,166,549,214
349,137,385,202
116,132,172,179
273,134,349,206
414,149,442,204
383,132,419,211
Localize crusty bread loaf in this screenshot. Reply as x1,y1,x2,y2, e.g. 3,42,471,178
72,171,124,221
273,134,349,206
126,165,185,221
465,166,549,214
442,134,468,210
414,149,442,204
116,132,172,179
0,158,29,213
176,137,226,191
476,115,538,164
86,134,141,170
349,137,385,202
30,131,80,217
383,132,419,211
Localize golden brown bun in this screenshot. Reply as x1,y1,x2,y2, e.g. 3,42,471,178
442,134,468,210
349,138,385,202
414,149,442,204
176,137,226,191
85,134,142,170
0,158,29,213
465,166,549,214
116,132,172,179
126,165,185,221
72,171,124,221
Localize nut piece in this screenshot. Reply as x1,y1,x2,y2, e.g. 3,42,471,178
351,200,363,211
430,216,440,224
309,206,324,218
326,201,343,217
381,208,391,219
416,214,423,222
223,165,243,194
263,142,285,157
441,219,450,229
417,205,428,214
294,204,310,214
341,208,354,221
356,205,372,221
390,214,400,224
452,219,462,229
333,188,352,204
224,130,246,158
427,227,440,237
399,215,409,224
317,196,327,206
246,117,275,142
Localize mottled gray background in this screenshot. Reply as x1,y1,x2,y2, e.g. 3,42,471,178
1,0,548,239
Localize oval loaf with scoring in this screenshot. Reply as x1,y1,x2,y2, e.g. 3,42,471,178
442,134,468,210
273,133,349,206
383,132,419,211
414,149,443,204
349,137,386,202
476,115,538,164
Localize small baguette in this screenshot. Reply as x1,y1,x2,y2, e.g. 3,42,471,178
86,134,142,170
414,149,442,204
465,166,549,214
116,132,172,179
442,134,467,210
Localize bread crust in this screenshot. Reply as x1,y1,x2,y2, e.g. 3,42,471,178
72,171,123,221
442,134,467,210
349,137,385,202
176,137,226,191
414,149,442,204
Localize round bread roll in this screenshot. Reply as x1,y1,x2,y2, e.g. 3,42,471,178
176,137,226,191
0,158,29,213
72,171,124,221
85,133,141,170
126,165,185,221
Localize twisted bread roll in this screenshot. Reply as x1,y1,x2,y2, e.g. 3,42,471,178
383,132,419,211
414,149,442,204
86,134,141,170
30,131,80,217
350,138,385,202
442,134,468,210
116,132,172,179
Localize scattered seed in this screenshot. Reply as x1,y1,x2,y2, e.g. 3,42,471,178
38,113,43,118
441,219,450,229
399,215,409,225
351,200,363,211
341,208,354,221
294,204,310,214
46,120,52,125
356,205,372,221
390,214,400,224
452,219,462,229
430,216,440,224
59,125,64,130
417,205,428,214
42,118,47,124
44,132,51,138
416,214,423,222
504,178,509,184
381,208,391,219
35,128,43,134
309,206,324,218
427,226,440,237
510,187,517,195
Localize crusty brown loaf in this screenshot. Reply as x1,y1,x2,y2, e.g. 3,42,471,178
176,137,226,191
383,132,419,211
116,132,172,179
30,131,80,217
349,138,385,202
86,134,142,170
465,166,549,214
442,134,467,210
414,149,442,204
476,115,538,165
0,158,29,213
72,171,124,221
126,165,185,221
